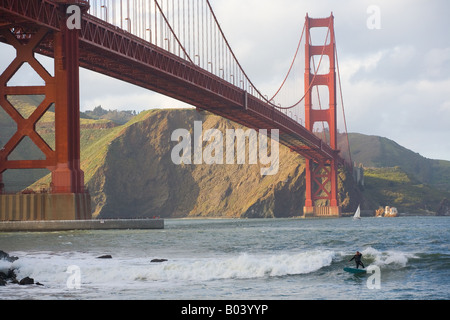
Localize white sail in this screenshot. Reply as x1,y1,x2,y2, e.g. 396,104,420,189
353,205,361,220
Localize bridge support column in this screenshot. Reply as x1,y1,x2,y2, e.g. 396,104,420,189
52,22,85,194
0,16,90,220
303,159,341,218
303,13,341,217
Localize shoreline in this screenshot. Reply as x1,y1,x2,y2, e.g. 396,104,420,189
0,218,164,232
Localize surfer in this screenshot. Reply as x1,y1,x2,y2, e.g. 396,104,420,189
349,251,365,269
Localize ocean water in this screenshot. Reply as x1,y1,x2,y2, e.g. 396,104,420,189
0,216,449,300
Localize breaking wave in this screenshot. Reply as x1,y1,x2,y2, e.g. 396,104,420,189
146,250,336,281
3,250,336,286
360,247,418,268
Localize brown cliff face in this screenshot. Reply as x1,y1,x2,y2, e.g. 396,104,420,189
86,109,358,219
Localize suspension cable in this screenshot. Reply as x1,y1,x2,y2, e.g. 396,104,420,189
154,0,194,64
204,0,266,100
274,18,332,110
270,24,306,102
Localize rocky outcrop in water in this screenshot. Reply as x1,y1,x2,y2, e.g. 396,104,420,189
0,268,17,286
151,259,168,263
0,250,18,262
0,250,43,287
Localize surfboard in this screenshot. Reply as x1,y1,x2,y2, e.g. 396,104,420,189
344,267,367,274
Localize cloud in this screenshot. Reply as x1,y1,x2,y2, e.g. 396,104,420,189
424,47,450,79
79,69,192,111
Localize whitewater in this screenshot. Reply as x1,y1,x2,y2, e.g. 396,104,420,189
0,216,449,300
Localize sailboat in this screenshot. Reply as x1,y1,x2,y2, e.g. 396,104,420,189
353,205,361,220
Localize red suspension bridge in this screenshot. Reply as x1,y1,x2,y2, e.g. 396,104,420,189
0,0,352,220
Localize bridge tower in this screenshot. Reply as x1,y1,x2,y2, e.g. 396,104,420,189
303,14,341,217
0,1,91,220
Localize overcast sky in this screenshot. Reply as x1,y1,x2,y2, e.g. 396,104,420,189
1,0,449,161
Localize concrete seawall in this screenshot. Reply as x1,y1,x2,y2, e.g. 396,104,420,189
0,194,164,231
0,219,164,232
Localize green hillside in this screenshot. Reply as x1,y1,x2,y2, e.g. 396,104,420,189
348,133,450,192
362,166,449,214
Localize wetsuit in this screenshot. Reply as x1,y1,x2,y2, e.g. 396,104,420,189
350,253,365,269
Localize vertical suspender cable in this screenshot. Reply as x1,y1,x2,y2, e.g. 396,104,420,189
155,0,158,45
334,32,352,166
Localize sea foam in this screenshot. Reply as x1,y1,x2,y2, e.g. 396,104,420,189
6,250,336,287
362,247,417,268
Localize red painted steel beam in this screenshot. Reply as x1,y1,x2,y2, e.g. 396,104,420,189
0,26,56,175
0,0,61,30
